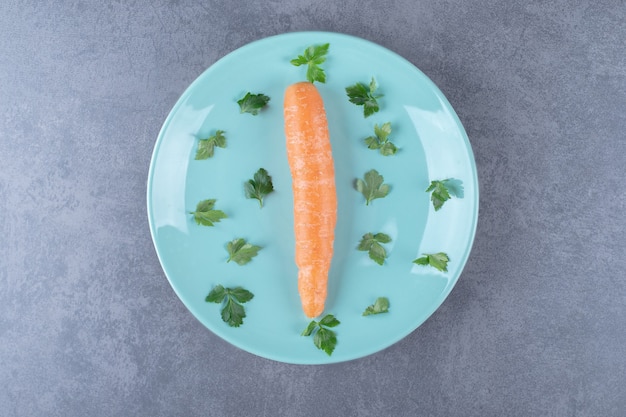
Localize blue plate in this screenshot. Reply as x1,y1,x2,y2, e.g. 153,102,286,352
147,32,478,364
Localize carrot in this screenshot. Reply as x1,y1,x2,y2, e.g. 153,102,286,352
283,82,337,318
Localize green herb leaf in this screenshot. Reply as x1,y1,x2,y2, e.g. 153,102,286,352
379,142,398,156
195,130,226,160
314,328,337,356
237,92,270,115
428,252,450,272
374,122,391,140
426,180,450,211
205,284,226,303
228,287,254,303
190,199,227,226
346,77,382,117
413,252,450,272
319,314,340,328
357,232,392,265
364,135,381,149
364,122,397,156
206,285,254,327
443,178,464,198
244,168,274,207
301,314,340,356
362,297,390,316
426,179,464,211
301,320,317,337
369,77,378,96
290,43,330,83
221,297,246,327
226,238,262,265
368,243,387,265
355,169,390,205
373,233,392,244
357,233,375,251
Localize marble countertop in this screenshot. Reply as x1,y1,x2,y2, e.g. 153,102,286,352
1,1,624,416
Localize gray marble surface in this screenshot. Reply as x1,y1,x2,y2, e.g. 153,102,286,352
1,1,625,416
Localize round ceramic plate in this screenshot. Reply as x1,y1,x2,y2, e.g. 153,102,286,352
147,32,478,364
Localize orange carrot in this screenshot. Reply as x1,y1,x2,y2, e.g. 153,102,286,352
283,82,337,318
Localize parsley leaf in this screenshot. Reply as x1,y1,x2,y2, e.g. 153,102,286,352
228,287,255,303
362,297,390,316
314,328,337,356
244,168,274,208
413,252,450,272
426,179,464,211
205,284,226,303
355,169,390,205
301,314,340,356
190,199,227,226
221,298,245,326
205,285,254,327
357,232,392,265
364,122,397,156
237,92,270,115
319,314,340,327
290,43,330,83
195,130,226,160
226,238,262,265
346,77,383,117
301,320,317,337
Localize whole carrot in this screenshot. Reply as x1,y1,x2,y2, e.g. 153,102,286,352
283,82,337,318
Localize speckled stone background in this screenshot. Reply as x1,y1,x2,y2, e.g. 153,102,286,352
1,1,625,416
